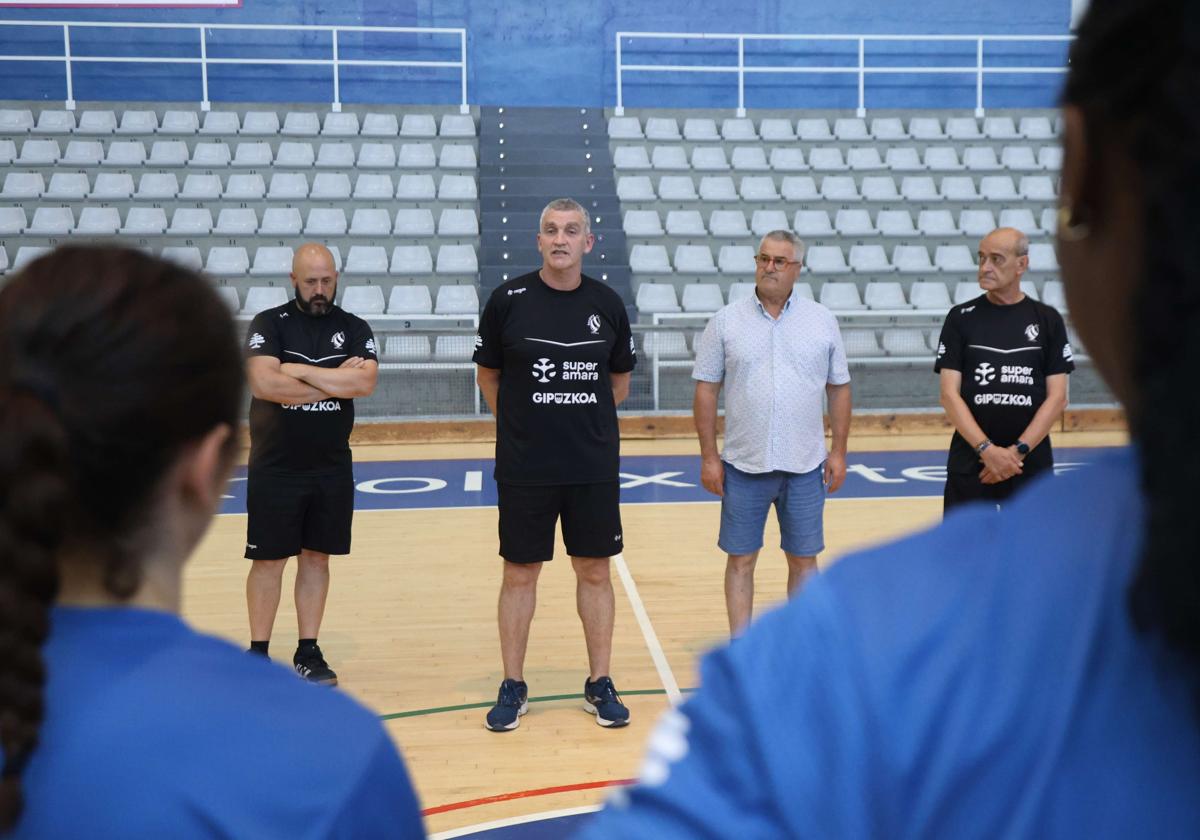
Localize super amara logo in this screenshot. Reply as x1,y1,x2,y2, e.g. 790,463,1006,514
532,392,599,405
284,401,343,412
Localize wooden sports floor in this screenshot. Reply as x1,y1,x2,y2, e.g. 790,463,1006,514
184,429,1125,837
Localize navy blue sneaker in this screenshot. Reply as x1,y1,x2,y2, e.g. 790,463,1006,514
293,644,337,686
485,679,528,731
584,676,630,728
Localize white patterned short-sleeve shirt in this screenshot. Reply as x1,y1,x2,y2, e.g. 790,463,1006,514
692,291,850,474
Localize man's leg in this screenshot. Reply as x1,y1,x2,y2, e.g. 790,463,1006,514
725,551,760,635
295,549,331,639
784,553,818,595
572,556,614,681
498,560,542,681
247,558,289,643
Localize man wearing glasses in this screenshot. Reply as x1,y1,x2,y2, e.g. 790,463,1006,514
692,231,851,635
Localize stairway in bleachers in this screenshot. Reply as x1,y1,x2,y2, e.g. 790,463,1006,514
477,107,632,309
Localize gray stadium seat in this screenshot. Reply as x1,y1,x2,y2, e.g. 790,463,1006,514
613,146,651,170
201,111,240,135
205,246,250,276
311,172,352,200
847,147,885,170
260,208,303,237
653,146,690,170
983,116,1019,139
892,244,934,273
882,328,929,355
759,118,795,141
122,207,168,235
135,173,178,200
925,146,963,171
1001,145,1039,170
13,246,51,271
353,173,394,200
400,113,437,137
225,173,266,200
243,286,289,315
438,208,479,237
699,176,737,201
362,113,399,137
849,244,893,274
940,176,979,201
645,117,681,141
117,110,158,134
962,146,1001,170
0,108,33,133
391,246,434,276
842,330,885,358
659,175,698,201
806,246,851,275
980,176,1019,202
215,286,240,312
28,207,74,236
809,147,847,171
397,173,437,201
793,210,834,237
439,145,476,169
730,147,769,171
232,142,273,167
1,173,43,199
438,175,477,200
769,148,806,171
908,116,945,140
282,112,320,136
681,283,725,312
1019,116,1055,139
397,143,436,168
45,173,89,200
1019,175,1057,201
954,280,982,304
250,246,293,276
946,117,981,140
870,118,906,140
36,110,75,133
819,176,859,202
322,112,360,137
721,118,757,141
160,110,199,134
62,140,103,166
148,140,189,166
395,209,436,237
1028,243,1059,272
884,147,923,171
750,210,789,237
709,210,750,238
316,142,356,168
864,281,910,309
683,118,719,141
960,209,998,237
275,142,315,168
241,111,280,135
388,284,434,314
629,245,672,274
665,210,706,237
19,139,60,165
740,176,780,202
267,173,309,200
999,208,1040,237
160,246,202,270
435,284,480,314
1042,279,1067,312
357,143,397,169
0,207,27,236
435,245,478,274
673,245,717,274
918,209,959,236
835,209,876,236
861,175,900,201
617,175,655,202
608,117,643,140
819,281,866,310
190,142,231,167
214,208,259,236
304,208,348,236
349,209,393,237
341,285,386,315
936,245,977,273
796,118,833,141
180,174,222,200
877,209,917,237
433,335,475,361
104,140,147,167
624,210,663,237
635,283,680,313
168,208,213,235
910,280,953,311
75,207,121,236
781,176,819,201
79,110,120,134
834,118,869,141
1038,147,1063,170
690,146,727,171
719,247,756,275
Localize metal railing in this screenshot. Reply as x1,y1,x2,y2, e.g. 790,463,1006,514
0,20,469,112
614,32,1073,118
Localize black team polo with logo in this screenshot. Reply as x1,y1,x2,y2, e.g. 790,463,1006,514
934,293,1074,509
474,271,636,563
243,299,377,559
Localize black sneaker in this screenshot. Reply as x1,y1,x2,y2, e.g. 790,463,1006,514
293,644,338,686
485,678,528,732
584,676,630,728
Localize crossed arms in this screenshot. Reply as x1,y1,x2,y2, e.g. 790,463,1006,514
247,355,379,405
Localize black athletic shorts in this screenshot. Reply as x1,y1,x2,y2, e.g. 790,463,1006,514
943,462,1052,513
245,469,355,560
497,481,623,564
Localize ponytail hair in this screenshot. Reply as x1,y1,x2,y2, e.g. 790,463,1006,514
0,246,244,829
1064,0,1200,678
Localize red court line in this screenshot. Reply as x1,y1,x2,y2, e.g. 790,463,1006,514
423,778,635,816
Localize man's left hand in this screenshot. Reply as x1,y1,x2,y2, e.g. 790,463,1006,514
825,451,847,493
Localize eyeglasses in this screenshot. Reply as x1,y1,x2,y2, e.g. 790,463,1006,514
755,254,800,269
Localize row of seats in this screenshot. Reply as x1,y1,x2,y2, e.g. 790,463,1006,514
640,328,941,360
225,283,479,317
616,173,1055,203
624,207,1057,240
0,139,477,169
0,243,479,276
0,171,477,202
629,242,1060,276
381,334,478,362
609,114,1059,142
0,206,479,238
634,279,1065,315
612,144,1061,173
0,108,475,138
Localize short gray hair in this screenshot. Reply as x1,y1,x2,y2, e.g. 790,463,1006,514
760,230,806,263
540,198,591,235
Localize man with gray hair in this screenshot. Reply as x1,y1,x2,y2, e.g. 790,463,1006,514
473,198,636,731
693,230,851,636
935,226,1073,511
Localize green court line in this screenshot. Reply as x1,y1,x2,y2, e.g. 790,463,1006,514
380,687,695,721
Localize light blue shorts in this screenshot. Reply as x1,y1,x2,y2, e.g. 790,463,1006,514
718,462,826,557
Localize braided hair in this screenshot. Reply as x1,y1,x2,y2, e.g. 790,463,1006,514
1063,1,1200,679
0,246,244,829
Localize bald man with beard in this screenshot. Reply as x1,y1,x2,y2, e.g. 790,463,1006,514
935,227,1073,512
243,243,379,684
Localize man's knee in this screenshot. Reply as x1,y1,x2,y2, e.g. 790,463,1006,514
726,553,758,575
502,560,542,589
571,556,612,586
250,558,288,578
297,550,330,569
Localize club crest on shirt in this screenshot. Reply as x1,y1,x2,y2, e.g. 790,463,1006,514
332,331,345,349
365,338,377,356
1063,343,1074,362
974,362,996,385
587,314,601,335
1025,324,1039,342
248,332,265,350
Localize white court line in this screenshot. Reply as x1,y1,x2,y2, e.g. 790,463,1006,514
612,552,682,705
430,805,600,839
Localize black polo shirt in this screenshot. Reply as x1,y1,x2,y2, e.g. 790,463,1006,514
935,294,1074,474
474,272,636,486
245,300,377,474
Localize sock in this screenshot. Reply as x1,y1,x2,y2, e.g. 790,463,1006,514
249,640,269,656
297,638,318,651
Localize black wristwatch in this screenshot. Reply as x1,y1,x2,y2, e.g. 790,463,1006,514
975,439,992,454
1015,440,1031,456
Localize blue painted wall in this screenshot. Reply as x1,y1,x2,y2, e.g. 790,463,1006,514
0,0,1071,108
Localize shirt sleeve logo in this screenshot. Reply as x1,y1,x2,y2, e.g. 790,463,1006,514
331,331,345,349
937,341,946,358
474,334,483,350
248,332,265,350
364,338,377,356
1063,343,1074,362
532,358,557,383
587,314,601,335
629,335,636,355
1024,323,1040,342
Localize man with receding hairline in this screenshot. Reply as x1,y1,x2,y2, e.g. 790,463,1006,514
473,198,636,732
936,227,1073,512
242,242,379,684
